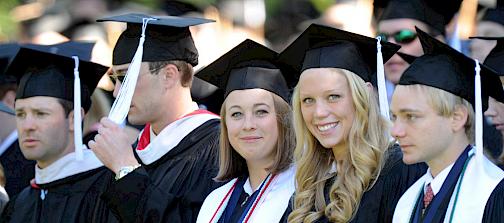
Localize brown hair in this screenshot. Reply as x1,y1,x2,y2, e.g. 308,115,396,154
149,60,194,88
214,92,295,181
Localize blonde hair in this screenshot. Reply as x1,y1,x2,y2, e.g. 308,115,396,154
288,68,390,223
214,91,295,181
407,84,475,143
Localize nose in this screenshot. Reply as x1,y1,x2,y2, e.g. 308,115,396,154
391,120,406,139
112,82,122,98
314,101,330,119
242,113,256,131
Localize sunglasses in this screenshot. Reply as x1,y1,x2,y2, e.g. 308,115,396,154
377,29,417,44
109,73,125,85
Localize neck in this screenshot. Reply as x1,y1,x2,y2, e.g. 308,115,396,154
38,139,75,169
151,87,196,134
332,143,347,172
246,160,271,191
427,134,470,177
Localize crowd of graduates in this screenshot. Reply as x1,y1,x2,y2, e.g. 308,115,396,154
0,0,504,222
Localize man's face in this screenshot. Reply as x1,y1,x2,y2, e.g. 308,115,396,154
470,21,504,62
390,85,455,165
378,18,427,84
111,62,165,125
485,96,504,137
15,96,72,167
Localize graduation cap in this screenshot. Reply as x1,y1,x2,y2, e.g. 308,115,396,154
196,39,295,103
399,27,504,111
278,24,400,118
97,13,214,124
469,37,504,76
377,0,462,35
97,13,214,66
9,48,107,112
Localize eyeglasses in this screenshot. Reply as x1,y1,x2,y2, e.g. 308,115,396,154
377,29,417,44
109,73,125,85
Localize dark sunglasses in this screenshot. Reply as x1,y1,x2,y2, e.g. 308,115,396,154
109,74,125,85
377,29,417,44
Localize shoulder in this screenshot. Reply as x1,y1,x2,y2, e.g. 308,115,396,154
198,179,238,223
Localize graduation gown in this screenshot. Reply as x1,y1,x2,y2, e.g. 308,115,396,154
197,165,296,223
282,145,426,223
102,112,223,223
0,150,117,223
0,132,35,197
393,146,504,223
482,178,504,222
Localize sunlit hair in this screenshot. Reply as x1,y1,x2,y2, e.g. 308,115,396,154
288,68,390,223
214,91,295,181
406,84,475,143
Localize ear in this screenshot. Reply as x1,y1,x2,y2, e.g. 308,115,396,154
451,105,469,132
68,108,85,132
365,82,374,91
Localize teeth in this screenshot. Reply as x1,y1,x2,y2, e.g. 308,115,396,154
317,123,337,131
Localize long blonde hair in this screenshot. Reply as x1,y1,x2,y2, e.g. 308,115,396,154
288,68,390,223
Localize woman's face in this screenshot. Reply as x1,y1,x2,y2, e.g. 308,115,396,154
225,89,279,164
298,68,355,149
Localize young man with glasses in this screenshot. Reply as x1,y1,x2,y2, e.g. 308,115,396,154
88,13,223,223
374,0,462,102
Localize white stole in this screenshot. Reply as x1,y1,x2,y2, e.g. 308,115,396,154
35,148,104,184
136,113,219,165
393,148,504,223
197,165,296,223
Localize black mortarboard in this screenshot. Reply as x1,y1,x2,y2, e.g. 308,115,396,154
162,0,201,16
196,39,295,103
8,47,108,112
398,28,504,111
378,0,462,35
278,23,400,86
470,36,504,76
97,13,214,66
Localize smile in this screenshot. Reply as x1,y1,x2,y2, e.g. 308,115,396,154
317,122,338,132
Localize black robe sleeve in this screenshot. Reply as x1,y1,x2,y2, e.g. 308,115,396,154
102,120,224,223
0,141,35,197
482,178,504,223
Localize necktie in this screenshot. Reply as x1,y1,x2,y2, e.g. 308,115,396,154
424,183,434,208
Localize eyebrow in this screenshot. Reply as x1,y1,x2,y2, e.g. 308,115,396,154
228,103,271,110
392,108,422,114
300,89,343,96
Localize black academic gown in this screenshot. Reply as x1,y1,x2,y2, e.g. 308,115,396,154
0,167,117,223
283,145,427,223
102,119,223,223
482,178,504,223
0,140,35,197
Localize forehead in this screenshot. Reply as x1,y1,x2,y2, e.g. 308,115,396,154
299,68,348,93
390,85,432,112
378,18,428,32
15,96,62,110
112,62,149,73
225,88,274,108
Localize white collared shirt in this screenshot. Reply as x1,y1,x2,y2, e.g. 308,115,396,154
423,163,454,196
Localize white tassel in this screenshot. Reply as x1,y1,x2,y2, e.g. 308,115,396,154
376,36,390,120
72,56,83,161
108,17,157,125
474,59,483,162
